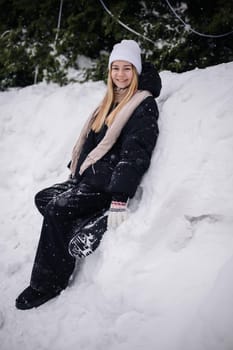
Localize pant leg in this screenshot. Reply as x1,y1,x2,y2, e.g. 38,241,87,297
34,178,78,216
30,183,111,293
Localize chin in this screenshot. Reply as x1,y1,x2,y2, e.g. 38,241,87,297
116,83,130,89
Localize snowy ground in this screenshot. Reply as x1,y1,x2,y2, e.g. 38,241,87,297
0,62,233,350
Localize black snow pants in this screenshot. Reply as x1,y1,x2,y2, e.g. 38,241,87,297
30,179,112,293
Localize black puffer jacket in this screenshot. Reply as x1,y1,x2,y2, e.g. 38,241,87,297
74,62,161,200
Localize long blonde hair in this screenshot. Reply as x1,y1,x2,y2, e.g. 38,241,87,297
91,66,138,132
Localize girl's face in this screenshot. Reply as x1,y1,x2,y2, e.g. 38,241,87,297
111,60,134,89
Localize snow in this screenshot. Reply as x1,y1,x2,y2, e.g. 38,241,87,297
0,62,233,350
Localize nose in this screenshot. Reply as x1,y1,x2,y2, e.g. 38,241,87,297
117,69,124,76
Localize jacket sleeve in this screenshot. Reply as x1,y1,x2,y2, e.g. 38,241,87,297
107,97,159,198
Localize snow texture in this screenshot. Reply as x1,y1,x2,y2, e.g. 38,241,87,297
0,62,233,350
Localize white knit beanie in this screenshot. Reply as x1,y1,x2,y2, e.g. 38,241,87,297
108,39,142,74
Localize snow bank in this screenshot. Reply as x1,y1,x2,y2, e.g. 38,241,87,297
0,62,233,350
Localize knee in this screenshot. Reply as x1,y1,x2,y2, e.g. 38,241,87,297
44,199,58,219
44,197,67,220
34,190,46,213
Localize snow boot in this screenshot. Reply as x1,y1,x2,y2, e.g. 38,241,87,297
15,286,61,310
68,211,107,258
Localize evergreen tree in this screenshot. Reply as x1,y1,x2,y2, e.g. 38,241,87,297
0,0,232,89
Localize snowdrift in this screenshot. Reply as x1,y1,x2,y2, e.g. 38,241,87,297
0,62,233,350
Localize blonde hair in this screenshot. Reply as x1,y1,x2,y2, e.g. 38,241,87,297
91,66,138,132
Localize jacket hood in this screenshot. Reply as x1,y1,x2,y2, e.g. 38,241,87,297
138,62,162,98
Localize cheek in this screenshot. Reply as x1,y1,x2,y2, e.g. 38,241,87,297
127,72,133,81
111,72,117,82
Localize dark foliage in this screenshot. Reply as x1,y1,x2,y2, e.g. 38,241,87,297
0,0,232,89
